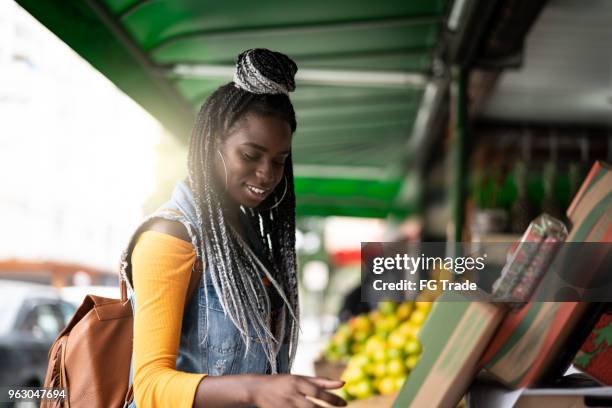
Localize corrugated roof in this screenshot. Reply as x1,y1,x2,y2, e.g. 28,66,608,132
16,0,451,217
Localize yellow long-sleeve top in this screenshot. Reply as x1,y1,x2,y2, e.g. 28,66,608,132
131,230,207,408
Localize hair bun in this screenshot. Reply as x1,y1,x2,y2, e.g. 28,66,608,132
233,49,297,95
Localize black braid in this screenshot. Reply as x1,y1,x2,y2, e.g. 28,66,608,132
186,75,299,372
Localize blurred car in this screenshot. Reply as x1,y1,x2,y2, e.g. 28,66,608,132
0,280,76,408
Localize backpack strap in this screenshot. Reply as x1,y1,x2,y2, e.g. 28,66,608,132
59,337,70,408
123,385,134,408
120,277,128,303
42,337,68,408
120,208,203,292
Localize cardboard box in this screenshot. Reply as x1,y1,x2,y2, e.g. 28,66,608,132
535,161,611,306
477,301,589,388
392,291,505,408
467,379,612,408
312,392,397,408
566,161,612,236
574,312,612,385
478,161,612,388
515,392,612,408
565,161,611,243
347,393,397,408
541,161,611,300
313,356,347,380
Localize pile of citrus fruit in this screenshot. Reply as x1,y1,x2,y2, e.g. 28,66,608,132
324,300,433,401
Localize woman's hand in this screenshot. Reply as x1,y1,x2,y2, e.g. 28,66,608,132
247,374,347,408
194,374,347,408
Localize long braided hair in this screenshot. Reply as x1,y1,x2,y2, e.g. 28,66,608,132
187,49,299,373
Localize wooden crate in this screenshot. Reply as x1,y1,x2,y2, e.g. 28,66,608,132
311,393,397,408
313,356,347,380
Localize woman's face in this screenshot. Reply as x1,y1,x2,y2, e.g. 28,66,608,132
216,112,292,208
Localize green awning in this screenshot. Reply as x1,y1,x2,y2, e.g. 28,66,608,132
17,0,450,218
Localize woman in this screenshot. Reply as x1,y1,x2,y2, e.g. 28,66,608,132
120,49,347,408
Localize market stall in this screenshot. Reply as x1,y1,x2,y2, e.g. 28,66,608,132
315,161,611,407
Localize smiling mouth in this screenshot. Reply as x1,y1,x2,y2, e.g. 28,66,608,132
246,184,270,197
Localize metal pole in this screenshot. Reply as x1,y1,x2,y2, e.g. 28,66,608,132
451,67,468,244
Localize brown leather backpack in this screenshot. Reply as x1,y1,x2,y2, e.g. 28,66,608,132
41,260,202,407
41,279,134,408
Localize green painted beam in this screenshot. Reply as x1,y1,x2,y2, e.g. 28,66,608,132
150,21,441,64
297,203,410,219
178,81,422,109
111,0,448,49
295,176,401,200
294,175,418,218
297,101,419,119
297,119,415,134
291,50,432,72
292,85,421,104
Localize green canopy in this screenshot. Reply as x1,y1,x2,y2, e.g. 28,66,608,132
17,0,450,218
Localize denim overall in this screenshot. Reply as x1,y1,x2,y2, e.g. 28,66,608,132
121,180,290,407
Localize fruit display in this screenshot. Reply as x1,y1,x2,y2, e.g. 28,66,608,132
323,300,433,401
